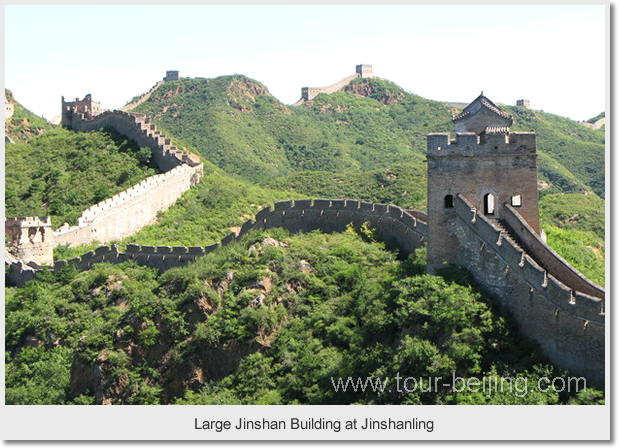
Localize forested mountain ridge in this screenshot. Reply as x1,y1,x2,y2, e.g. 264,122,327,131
4,74,605,405
131,75,605,199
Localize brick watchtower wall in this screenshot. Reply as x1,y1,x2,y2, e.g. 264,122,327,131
426,132,539,273
5,97,14,121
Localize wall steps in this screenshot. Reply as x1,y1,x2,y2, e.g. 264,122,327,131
493,219,524,252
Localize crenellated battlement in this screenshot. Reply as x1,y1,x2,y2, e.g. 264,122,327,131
5,216,51,227
8,199,428,283
427,132,536,156
54,164,196,236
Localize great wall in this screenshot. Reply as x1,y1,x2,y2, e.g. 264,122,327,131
4,67,605,386
119,81,164,112
294,64,374,104
5,96,204,266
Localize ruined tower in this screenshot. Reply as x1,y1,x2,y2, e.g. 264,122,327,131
5,217,54,266
61,94,102,127
426,93,540,273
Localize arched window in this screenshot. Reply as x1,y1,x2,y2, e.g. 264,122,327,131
444,194,454,208
511,194,522,207
484,193,495,215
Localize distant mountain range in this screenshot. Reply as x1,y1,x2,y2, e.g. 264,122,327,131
128,75,605,201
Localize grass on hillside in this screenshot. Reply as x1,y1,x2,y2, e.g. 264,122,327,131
508,106,605,198
539,193,605,286
5,89,54,142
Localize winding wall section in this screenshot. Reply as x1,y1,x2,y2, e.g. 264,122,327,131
49,110,203,247
119,81,163,112
8,198,427,282
5,194,605,384
5,96,605,386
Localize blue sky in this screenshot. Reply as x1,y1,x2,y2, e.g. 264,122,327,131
5,4,607,122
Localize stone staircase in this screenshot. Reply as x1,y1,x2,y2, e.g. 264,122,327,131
491,219,526,253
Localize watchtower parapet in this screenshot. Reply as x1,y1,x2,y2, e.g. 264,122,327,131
516,99,531,108
427,132,536,157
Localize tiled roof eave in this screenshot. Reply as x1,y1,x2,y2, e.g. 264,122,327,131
480,99,513,120
452,111,470,121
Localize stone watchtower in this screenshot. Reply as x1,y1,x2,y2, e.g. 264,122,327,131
164,70,180,81
61,94,102,127
5,217,54,266
355,64,374,78
5,96,14,121
426,93,540,273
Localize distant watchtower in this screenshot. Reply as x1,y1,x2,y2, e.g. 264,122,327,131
426,93,540,273
5,96,14,121
517,99,531,108
164,70,180,81
355,64,374,78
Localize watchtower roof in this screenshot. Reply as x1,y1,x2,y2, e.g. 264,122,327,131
453,93,513,124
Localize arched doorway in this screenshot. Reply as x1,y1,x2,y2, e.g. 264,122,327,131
484,193,495,215
444,194,454,208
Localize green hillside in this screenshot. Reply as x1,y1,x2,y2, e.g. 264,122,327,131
5,127,158,229
5,75,605,406
131,76,452,184
132,76,603,203
5,89,53,142
266,164,427,211
507,106,605,198
539,193,605,286
586,112,605,124
6,230,603,405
